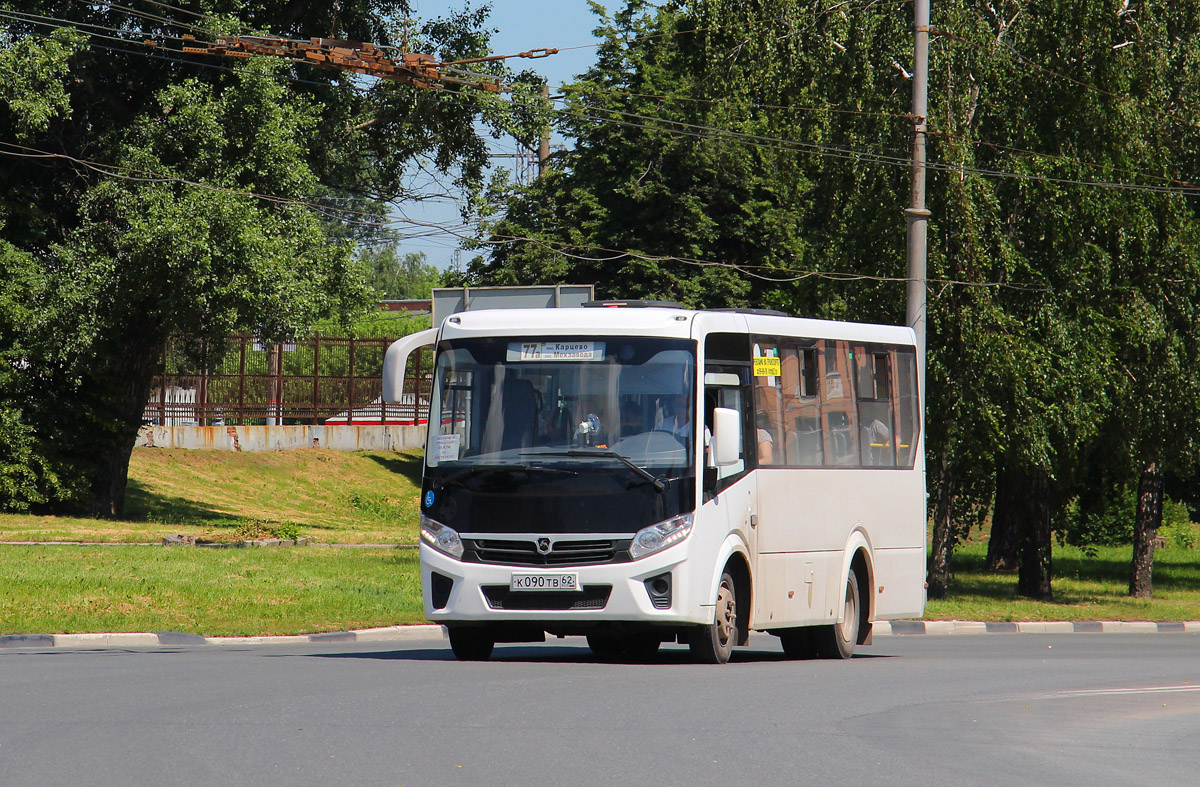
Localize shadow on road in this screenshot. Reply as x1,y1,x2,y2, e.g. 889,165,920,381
272,644,894,665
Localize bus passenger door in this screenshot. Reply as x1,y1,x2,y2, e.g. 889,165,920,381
702,372,757,595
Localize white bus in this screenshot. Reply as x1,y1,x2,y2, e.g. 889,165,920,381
382,301,926,663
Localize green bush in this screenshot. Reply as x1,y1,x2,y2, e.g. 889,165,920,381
1063,488,1134,548
1162,500,1198,550
0,406,68,512
1064,489,1195,550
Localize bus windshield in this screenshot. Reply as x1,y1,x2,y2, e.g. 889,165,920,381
422,336,697,534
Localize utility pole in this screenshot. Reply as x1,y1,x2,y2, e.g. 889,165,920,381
906,0,931,403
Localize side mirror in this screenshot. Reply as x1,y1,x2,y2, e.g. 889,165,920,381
711,407,741,467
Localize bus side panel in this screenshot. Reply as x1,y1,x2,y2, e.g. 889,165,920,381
755,468,924,554
870,546,927,619
752,551,834,629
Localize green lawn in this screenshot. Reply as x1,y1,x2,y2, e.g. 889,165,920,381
926,542,1200,621
0,448,423,545
0,545,424,636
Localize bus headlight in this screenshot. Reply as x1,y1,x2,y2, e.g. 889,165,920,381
629,513,693,560
420,514,464,560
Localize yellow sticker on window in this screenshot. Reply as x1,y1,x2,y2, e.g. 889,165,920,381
753,356,781,377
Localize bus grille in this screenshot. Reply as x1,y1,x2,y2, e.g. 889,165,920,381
464,538,630,567
481,585,612,611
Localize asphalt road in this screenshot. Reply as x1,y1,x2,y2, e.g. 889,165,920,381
2,632,1198,786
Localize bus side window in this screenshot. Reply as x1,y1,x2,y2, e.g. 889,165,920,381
782,342,821,466
820,340,858,466
854,346,895,467
893,348,920,468
752,338,784,466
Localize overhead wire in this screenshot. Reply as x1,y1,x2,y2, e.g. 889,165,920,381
134,0,229,25
4,3,1194,287
927,129,1200,191
0,7,192,46
72,0,214,36
10,6,1200,198
0,140,1048,292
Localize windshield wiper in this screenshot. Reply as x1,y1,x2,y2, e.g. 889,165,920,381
521,449,666,492
432,462,578,491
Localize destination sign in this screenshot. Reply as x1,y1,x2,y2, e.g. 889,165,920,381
507,341,606,362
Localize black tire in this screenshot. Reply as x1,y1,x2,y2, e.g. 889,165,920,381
689,571,738,664
448,628,494,661
586,634,624,659
620,633,661,661
778,626,814,659
811,568,861,659
588,633,661,661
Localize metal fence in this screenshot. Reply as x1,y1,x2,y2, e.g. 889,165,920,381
144,335,431,426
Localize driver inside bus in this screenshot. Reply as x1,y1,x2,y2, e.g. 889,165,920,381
663,394,693,439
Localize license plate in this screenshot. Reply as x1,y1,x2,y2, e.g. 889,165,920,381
510,573,579,591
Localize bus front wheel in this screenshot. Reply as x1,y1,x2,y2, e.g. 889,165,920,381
811,568,861,659
448,628,494,661
690,571,737,664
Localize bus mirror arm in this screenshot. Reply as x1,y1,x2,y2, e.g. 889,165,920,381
382,328,438,403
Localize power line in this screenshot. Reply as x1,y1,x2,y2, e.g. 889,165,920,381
0,141,1047,293
556,82,910,122
133,0,231,25
928,129,1199,191
431,87,1200,197
0,140,394,228
375,211,1050,292
72,0,213,36
11,10,1199,200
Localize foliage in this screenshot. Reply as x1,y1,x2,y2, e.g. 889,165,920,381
452,0,906,312
1161,501,1197,550
360,247,444,300
0,1,534,515
307,308,431,341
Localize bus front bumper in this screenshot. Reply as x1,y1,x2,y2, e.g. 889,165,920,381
419,542,711,626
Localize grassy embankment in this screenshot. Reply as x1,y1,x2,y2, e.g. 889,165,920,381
0,449,426,635
1,449,1198,635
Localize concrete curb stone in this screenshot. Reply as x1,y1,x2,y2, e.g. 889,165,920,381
871,620,1200,636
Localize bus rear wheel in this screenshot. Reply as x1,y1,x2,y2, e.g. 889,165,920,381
448,628,494,661
811,568,860,659
689,571,737,664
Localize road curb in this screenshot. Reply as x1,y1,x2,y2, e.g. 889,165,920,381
872,620,1200,636
0,624,447,650
1,620,1198,649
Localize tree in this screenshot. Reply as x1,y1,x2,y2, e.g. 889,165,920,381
0,1,542,515
362,248,443,300
458,0,1200,602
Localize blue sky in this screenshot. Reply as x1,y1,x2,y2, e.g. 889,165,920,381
398,1,606,268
